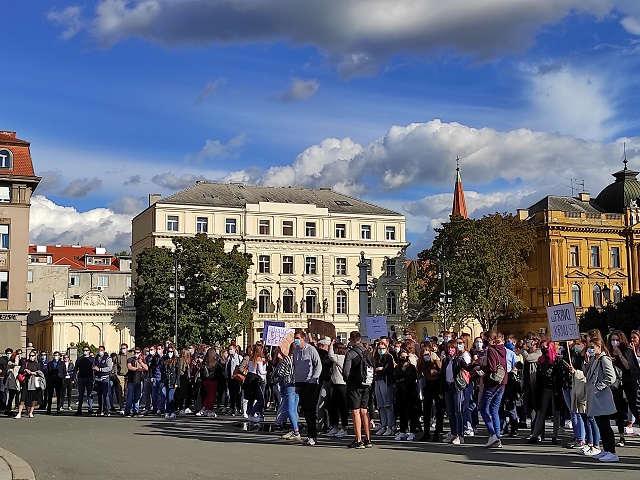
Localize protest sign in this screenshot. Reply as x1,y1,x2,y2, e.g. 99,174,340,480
278,330,295,353
546,302,579,342
365,316,388,340
263,321,285,342
264,325,294,347
307,318,336,340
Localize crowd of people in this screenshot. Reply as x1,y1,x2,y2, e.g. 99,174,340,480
1,328,639,463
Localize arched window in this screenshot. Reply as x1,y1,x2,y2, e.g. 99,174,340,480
386,291,397,315
258,289,271,313
613,285,622,304
336,290,347,314
593,285,602,308
0,148,13,169
306,290,318,314
282,289,294,314
571,284,581,307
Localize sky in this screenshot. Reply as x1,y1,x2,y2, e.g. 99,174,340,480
5,1,640,257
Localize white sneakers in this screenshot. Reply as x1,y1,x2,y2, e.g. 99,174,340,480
14,414,21,419
207,411,217,418
624,426,634,435
452,436,463,445
464,429,475,437
184,408,193,414
303,437,317,446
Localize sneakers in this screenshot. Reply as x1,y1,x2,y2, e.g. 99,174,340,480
624,426,634,435
382,427,395,436
584,447,602,457
347,440,365,449
326,427,340,436
179,409,186,415
374,426,387,436
169,413,176,419
452,436,462,445
443,433,456,444
164,413,170,419
335,428,348,438
208,411,218,418
248,414,262,422
395,432,408,441
464,429,475,437
406,433,415,441
363,438,373,448
304,437,317,446
281,431,302,441
599,452,619,463
14,414,21,419
593,450,608,460
195,411,205,417
485,434,500,448
184,408,193,414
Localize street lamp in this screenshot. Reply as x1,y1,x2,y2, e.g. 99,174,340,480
168,260,185,347
437,265,452,330
601,284,611,303
345,251,378,338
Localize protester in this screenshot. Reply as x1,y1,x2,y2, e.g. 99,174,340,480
277,343,301,441
177,348,193,415
225,344,242,416
45,351,65,414
327,341,349,438
343,331,374,449
417,341,444,442
15,351,44,419
394,348,418,441
373,336,396,437
479,332,508,449
293,330,322,446
75,346,95,416
125,347,147,417
198,348,223,417
163,345,180,419
442,339,471,445
61,354,75,411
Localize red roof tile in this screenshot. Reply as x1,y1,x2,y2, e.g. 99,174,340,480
0,131,36,177
28,245,121,271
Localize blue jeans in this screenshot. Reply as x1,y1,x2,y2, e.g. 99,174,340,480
445,383,464,437
163,387,176,414
95,380,110,414
151,380,165,413
125,381,142,414
284,385,299,431
563,388,584,441
76,377,94,411
480,386,505,437
375,379,395,428
580,414,600,446
463,384,475,431
274,382,288,425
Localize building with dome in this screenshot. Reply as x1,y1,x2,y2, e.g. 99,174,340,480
500,161,640,337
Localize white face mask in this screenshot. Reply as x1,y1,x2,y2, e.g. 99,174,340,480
168,352,174,358
611,340,620,348
121,348,127,354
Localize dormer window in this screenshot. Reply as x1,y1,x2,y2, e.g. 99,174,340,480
0,149,12,169
0,185,10,203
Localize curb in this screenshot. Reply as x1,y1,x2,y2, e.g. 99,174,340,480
0,448,35,480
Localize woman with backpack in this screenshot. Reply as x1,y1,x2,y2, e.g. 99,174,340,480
479,332,508,449
442,339,471,445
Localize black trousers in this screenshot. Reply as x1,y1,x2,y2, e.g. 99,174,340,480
329,384,349,428
62,379,73,408
423,380,444,434
612,387,628,437
46,377,63,411
297,382,320,439
228,379,242,411
595,414,616,454
397,387,416,433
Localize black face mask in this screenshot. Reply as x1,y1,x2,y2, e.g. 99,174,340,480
541,348,549,355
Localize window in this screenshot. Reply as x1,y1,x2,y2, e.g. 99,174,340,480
386,258,396,277
611,247,620,268
282,256,294,274
0,225,8,249
593,285,602,308
361,225,371,240
258,289,271,313
0,186,10,203
613,285,622,304
386,291,397,315
305,290,318,313
569,246,579,267
97,275,109,288
259,219,271,235
305,257,317,275
225,218,237,234
0,271,7,299
126,276,132,289
88,257,111,266
258,255,271,274
335,223,346,239
335,257,347,276
26,292,31,303
305,221,316,237
69,274,80,287
336,290,347,314
367,292,372,314
0,149,12,169
167,215,179,232
196,217,208,233
27,270,33,283
337,332,348,344
282,220,294,236
590,246,600,267
571,284,581,307
335,200,352,206
282,289,295,313
385,226,396,241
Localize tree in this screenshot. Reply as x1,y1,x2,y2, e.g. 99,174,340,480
417,213,535,332
134,234,254,348
579,293,640,339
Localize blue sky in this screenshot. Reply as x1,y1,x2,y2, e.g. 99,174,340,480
5,1,640,255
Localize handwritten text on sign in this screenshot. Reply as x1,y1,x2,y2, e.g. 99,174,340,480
265,326,294,347
546,302,579,341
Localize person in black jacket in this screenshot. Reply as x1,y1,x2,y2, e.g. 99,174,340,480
394,348,418,441
61,354,75,410
162,346,180,419
373,336,395,437
45,351,65,414
74,347,95,416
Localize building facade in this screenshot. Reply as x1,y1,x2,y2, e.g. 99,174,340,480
503,164,640,337
132,183,409,344
0,131,40,351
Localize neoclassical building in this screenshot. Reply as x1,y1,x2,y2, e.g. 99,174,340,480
132,183,409,343
502,162,640,337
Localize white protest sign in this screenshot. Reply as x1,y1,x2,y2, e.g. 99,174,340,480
265,326,294,347
546,302,579,341
365,316,388,340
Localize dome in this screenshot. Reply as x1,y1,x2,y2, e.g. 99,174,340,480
594,168,640,213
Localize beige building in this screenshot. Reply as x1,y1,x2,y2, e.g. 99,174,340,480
0,131,40,351
132,183,409,344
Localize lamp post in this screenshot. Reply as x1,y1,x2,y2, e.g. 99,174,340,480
437,264,452,331
168,260,185,347
346,251,378,338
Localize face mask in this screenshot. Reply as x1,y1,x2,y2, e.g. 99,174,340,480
448,348,456,357
189,349,195,354
438,337,444,343
83,351,90,356
423,355,431,362
526,340,533,348
157,350,163,356
573,345,582,354
611,340,620,348
121,348,127,354
505,341,514,350
41,355,46,360
541,348,548,355
399,357,408,363
54,356,60,361
457,344,464,352
587,348,595,356
378,348,386,355
149,350,156,356
135,353,141,358
294,339,302,347
228,350,234,355
444,337,451,343
98,351,105,357
168,352,174,358
475,342,483,350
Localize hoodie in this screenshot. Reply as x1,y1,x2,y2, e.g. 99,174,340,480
484,343,508,389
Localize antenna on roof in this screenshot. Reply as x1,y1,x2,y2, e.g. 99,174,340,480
623,142,628,170
563,179,586,197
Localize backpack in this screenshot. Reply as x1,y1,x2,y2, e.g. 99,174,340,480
355,347,374,387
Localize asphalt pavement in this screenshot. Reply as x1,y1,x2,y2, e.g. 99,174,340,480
0,410,639,480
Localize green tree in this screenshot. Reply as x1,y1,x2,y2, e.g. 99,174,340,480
76,341,98,356
579,293,640,339
134,234,254,348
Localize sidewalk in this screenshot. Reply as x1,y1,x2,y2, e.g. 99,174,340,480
0,448,35,480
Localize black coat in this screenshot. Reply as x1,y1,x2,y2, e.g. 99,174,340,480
46,360,66,380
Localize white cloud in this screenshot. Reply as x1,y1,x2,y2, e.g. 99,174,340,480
30,196,132,254
47,6,84,40
195,78,227,104
151,172,210,189
55,1,624,75
186,134,247,163
280,78,320,102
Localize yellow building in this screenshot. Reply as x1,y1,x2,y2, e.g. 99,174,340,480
502,164,640,337
132,183,409,344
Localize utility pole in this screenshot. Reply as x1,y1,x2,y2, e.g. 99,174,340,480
169,259,185,347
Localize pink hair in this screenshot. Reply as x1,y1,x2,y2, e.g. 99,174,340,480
538,339,557,364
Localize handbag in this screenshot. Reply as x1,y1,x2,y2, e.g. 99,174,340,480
232,365,247,384
454,369,470,390
17,373,26,383
489,363,506,383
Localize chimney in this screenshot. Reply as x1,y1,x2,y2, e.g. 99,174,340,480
578,192,590,202
517,209,529,221
149,194,161,206
0,131,16,139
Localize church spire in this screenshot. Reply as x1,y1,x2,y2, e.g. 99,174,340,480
452,156,468,218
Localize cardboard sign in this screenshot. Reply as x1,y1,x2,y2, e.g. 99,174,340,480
546,302,580,342
278,330,295,354
263,321,285,342
365,316,388,340
264,325,294,347
307,318,336,340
